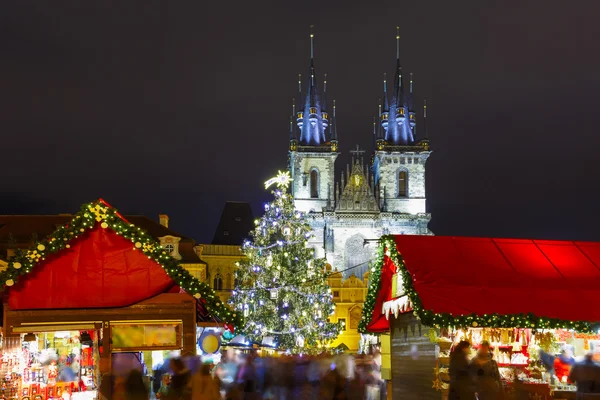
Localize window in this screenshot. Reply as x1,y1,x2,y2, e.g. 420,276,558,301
398,170,408,197
333,291,340,298
338,318,347,331
213,274,223,291
164,244,175,254
400,158,406,164
310,169,318,198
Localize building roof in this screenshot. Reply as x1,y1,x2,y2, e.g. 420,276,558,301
0,215,203,264
364,235,600,333
212,202,254,246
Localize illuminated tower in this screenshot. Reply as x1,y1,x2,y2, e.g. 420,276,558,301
289,26,338,213
373,27,432,216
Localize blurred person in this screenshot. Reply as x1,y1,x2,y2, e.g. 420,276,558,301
98,357,115,400
152,361,168,396
165,358,191,400
569,353,600,396
448,341,475,400
125,370,149,400
191,363,220,400
236,354,259,400
346,366,366,400
215,351,238,393
470,341,502,400
320,360,346,400
307,355,323,397
554,348,575,384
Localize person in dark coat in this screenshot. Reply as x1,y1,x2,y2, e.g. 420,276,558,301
448,341,476,400
166,358,191,400
470,341,502,400
569,353,600,396
124,370,149,400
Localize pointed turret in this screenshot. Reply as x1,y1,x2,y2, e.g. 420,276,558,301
376,100,385,151
296,25,329,146
419,99,431,151
381,74,389,131
330,100,338,151
289,99,298,151
408,73,416,130
296,74,303,129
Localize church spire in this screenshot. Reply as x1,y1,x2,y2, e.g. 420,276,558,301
296,25,329,147
393,26,405,118
380,26,413,145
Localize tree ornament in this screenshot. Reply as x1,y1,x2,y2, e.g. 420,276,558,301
135,242,142,248
194,293,201,299
101,222,109,229
282,225,292,237
37,244,45,251
13,262,21,270
6,279,14,286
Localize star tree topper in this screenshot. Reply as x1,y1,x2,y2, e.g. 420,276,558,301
265,170,292,190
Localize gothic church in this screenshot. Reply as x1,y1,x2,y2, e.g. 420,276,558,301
288,28,432,350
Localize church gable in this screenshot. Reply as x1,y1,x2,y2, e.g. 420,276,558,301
0,199,242,327
336,152,379,213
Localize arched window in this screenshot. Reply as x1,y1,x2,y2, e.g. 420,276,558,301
213,274,223,291
398,170,408,197
310,169,319,198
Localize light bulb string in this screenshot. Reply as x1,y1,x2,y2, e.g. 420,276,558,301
244,239,306,251
231,259,371,293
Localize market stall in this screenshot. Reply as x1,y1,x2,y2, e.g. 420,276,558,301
359,235,600,400
0,199,241,400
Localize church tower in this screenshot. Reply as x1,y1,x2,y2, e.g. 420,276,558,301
373,27,431,215
289,27,338,214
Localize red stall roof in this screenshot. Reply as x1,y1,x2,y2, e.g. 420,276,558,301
364,235,600,333
0,199,240,330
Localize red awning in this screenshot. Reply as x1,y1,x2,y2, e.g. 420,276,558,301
366,236,600,333
9,225,177,309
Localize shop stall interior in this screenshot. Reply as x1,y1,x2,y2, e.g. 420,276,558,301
1,331,99,400
433,327,600,399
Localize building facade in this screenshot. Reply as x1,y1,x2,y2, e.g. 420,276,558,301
288,28,433,351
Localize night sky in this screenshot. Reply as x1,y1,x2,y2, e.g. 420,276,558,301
2,1,600,243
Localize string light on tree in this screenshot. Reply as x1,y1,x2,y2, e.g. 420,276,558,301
230,171,340,353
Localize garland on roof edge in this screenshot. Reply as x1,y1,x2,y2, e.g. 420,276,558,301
0,200,243,330
359,235,600,334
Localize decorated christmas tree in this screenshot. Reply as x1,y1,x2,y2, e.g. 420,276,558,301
229,171,340,353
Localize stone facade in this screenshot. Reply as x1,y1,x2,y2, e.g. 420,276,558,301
375,152,430,215
195,243,245,304
289,151,338,213
290,150,432,352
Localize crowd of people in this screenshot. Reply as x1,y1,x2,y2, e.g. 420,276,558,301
448,340,600,400
100,350,385,400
